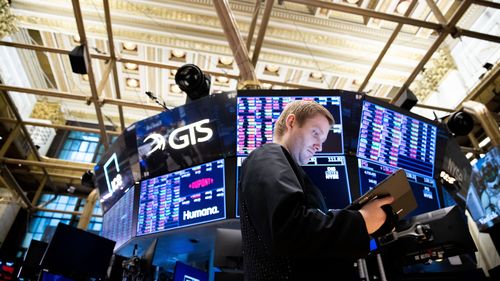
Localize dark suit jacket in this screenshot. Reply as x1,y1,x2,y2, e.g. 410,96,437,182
239,143,370,280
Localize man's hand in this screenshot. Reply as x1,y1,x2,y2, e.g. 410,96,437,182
358,196,395,235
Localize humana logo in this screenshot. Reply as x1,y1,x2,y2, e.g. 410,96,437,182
183,206,219,220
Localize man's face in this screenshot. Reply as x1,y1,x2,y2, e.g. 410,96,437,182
284,113,331,165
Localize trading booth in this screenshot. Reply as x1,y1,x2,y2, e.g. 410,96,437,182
33,89,498,280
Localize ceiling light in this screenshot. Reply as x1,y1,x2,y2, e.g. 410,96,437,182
478,137,490,148
219,57,234,66
465,152,473,159
262,83,272,89
265,65,280,73
170,69,177,76
170,84,181,94
123,42,137,51
73,35,81,43
310,72,323,80
124,62,138,70
345,0,359,3
480,153,485,158
126,78,140,88
216,76,229,83
82,74,89,81
171,49,186,58
470,158,478,166
396,0,411,14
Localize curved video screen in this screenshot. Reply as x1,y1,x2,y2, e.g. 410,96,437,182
137,159,226,236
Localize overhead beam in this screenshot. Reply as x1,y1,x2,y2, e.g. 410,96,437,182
0,117,121,136
0,157,94,172
286,0,443,30
425,0,447,25
359,0,418,92
0,123,21,158
0,84,88,101
391,0,473,103
71,0,109,149
213,0,259,84
455,28,500,44
0,165,33,209
246,0,261,51
103,0,125,131
251,0,274,66
473,0,500,9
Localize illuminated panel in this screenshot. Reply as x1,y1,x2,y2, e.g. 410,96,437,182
102,187,134,250
358,159,440,217
302,155,352,209
357,101,437,177
137,159,226,235
237,96,343,156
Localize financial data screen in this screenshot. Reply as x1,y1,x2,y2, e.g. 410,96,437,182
237,96,343,156
302,155,352,209
357,101,437,177
102,187,135,250
137,159,226,236
358,159,440,217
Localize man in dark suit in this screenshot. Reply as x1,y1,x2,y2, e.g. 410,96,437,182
239,100,393,280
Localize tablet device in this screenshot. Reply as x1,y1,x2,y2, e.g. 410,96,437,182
347,169,417,219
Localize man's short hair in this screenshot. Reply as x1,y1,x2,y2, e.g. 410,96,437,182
273,100,335,140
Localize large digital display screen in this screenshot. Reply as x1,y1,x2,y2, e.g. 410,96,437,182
358,159,440,217
137,159,226,236
357,101,437,178
95,127,138,213
135,94,236,179
466,146,500,231
237,95,343,156
302,155,352,209
102,187,135,250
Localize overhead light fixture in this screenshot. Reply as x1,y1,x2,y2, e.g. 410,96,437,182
216,76,229,83
82,74,89,81
262,83,272,89
170,69,177,77
218,57,234,66
310,71,323,80
124,62,138,70
396,0,411,14
345,0,359,4
171,49,186,59
170,84,182,94
73,35,81,43
478,137,490,148
126,78,140,88
265,64,280,74
465,152,473,159
470,158,478,166
122,42,137,51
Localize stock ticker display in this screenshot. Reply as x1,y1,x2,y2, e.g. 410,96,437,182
357,101,437,178
236,96,344,156
302,155,352,209
102,187,135,250
137,159,226,236
358,159,440,217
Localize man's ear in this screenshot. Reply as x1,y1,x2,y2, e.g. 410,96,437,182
285,114,296,129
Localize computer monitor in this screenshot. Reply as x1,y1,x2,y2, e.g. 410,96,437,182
40,223,115,279
101,186,135,250
173,262,208,281
236,91,344,156
466,146,500,231
357,159,440,217
94,127,137,213
214,228,242,269
17,240,48,280
136,159,226,236
356,100,438,178
301,155,352,209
